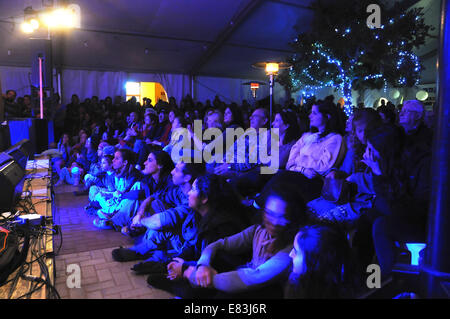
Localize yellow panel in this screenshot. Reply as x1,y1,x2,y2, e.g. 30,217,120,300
141,82,155,105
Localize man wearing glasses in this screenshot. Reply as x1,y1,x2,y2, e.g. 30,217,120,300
399,100,430,135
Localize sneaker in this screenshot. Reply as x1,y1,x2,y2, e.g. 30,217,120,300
93,218,112,229
85,206,98,216
112,246,146,262
84,201,101,211
132,261,167,275
147,273,172,291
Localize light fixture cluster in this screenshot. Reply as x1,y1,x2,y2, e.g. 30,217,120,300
21,5,80,34
21,18,40,33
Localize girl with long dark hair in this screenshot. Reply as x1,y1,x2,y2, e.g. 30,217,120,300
258,101,346,205
223,104,245,129
285,224,357,298
106,149,175,234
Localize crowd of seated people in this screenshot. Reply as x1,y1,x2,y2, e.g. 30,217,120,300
4,88,433,299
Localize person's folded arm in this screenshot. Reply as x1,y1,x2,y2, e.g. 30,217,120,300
189,243,292,293
286,136,303,171
140,213,162,230
314,134,344,174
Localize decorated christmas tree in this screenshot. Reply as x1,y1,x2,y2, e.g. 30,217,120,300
278,0,434,116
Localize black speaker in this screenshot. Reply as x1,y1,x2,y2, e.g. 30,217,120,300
30,38,53,89
33,120,48,154
0,123,11,152
6,139,32,170
0,156,25,213
0,76,4,123
0,152,13,167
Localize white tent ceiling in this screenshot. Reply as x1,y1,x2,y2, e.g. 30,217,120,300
0,0,439,82
0,0,314,80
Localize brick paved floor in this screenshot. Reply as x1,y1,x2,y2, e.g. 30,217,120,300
53,184,175,299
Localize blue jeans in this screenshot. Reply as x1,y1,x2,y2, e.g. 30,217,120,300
59,167,80,185
95,182,145,227
130,200,182,263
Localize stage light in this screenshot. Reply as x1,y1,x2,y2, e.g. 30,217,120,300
30,18,39,29
42,8,77,29
21,5,80,34
21,22,34,33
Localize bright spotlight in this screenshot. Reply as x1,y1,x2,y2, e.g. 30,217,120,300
29,19,39,30
125,82,140,96
21,22,34,33
41,8,77,29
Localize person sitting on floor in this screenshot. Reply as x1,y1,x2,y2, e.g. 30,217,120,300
82,154,116,215
80,136,99,173
74,145,116,196
53,133,72,176
55,147,86,186
114,149,175,236
178,181,307,299
92,148,143,229
110,161,206,275
55,158,85,186
145,174,248,297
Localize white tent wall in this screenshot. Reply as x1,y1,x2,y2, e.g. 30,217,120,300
0,66,32,98
193,75,288,107
61,69,127,104
1,65,435,111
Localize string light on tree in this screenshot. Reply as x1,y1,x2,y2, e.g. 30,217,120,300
277,0,433,118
